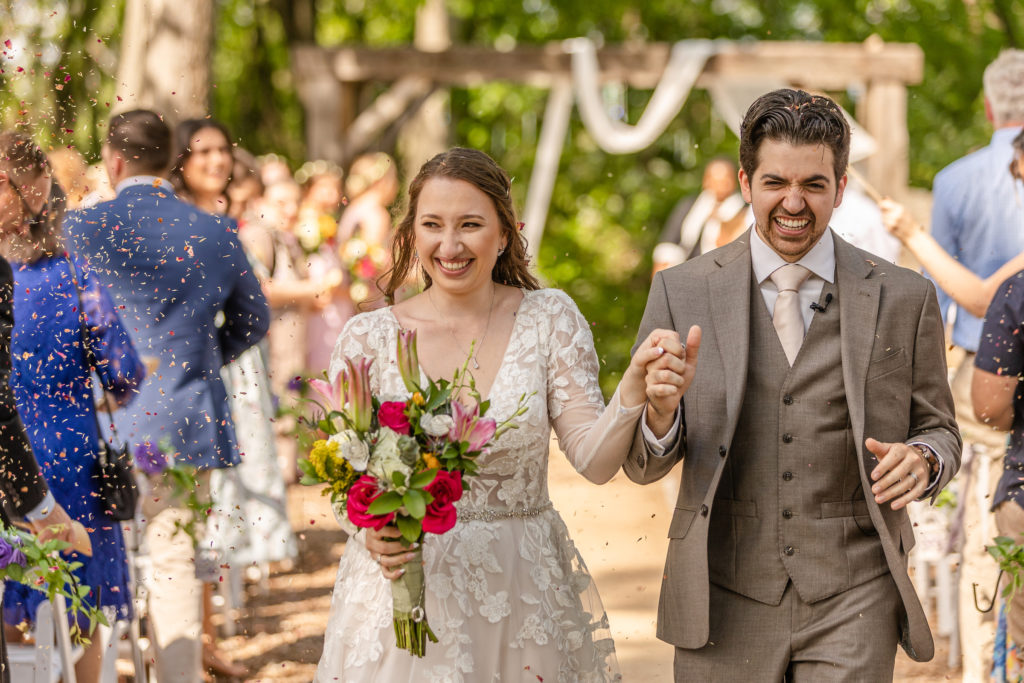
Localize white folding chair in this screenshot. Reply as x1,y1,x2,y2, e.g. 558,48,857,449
6,593,83,683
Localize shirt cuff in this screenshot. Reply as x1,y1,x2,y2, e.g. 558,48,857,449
23,491,56,523
909,441,944,497
641,405,682,456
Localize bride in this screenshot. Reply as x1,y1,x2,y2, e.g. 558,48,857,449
315,147,690,682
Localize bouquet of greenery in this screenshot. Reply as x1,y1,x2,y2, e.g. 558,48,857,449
300,329,526,656
0,526,107,643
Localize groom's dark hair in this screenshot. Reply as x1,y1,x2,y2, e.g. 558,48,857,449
739,89,851,184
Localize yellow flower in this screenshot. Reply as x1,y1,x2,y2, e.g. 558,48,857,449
421,452,441,470
309,439,339,481
412,392,425,406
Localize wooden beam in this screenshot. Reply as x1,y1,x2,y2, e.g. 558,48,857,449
292,40,924,91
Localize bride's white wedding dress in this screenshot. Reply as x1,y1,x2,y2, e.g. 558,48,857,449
315,288,645,682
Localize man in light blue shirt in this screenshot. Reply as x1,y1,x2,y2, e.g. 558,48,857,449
927,48,1024,683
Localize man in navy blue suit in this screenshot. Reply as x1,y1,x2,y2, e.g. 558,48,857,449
66,110,269,682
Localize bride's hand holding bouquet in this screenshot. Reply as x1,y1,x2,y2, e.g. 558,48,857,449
300,328,527,656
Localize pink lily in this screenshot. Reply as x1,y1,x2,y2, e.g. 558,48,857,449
395,328,421,394
344,357,374,432
309,374,344,413
449,401,497,452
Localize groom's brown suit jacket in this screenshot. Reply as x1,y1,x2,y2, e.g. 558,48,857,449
623,231,961,661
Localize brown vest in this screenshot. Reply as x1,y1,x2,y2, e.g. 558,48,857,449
706,276,888,605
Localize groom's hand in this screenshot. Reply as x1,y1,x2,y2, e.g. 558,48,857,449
644,325,701,437
866,437,930,510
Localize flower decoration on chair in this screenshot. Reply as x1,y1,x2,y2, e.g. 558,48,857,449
299,328,528,656
0,527,108,644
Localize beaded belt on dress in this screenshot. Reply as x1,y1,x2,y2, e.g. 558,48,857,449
459,502,553,522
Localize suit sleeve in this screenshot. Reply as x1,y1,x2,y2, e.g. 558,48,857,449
908,280,962,501
622,270,687,485
218,230,271,364
0,259,49,516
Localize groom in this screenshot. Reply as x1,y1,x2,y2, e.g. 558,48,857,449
626,89,961,680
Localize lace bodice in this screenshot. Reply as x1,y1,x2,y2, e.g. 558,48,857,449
329,288,632,513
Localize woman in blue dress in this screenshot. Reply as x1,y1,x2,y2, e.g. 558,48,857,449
0,181,145,683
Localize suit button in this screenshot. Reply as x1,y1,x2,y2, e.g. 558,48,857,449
784,545,795,556
783,394,793,405
700,504,709,517
637,455,646,468
782,471,793,481
718,445,727,458
782,509,793,519
782,433,793,443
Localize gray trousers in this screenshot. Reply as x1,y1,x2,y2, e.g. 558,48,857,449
673,573,900,682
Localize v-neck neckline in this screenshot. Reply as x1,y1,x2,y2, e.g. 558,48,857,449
387,289,530,403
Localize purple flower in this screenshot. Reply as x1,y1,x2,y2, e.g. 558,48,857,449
286,376,304,393
134,441,168,475
0,538,27,570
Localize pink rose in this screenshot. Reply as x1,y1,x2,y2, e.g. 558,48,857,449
422,470,464,535
346,476,394,530
378,401,411,435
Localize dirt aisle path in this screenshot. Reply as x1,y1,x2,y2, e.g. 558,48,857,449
219,436,961,682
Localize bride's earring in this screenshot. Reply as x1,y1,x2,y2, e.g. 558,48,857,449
497,247,505,257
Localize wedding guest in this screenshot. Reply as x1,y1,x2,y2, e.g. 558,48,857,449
255,178,342,481
879,127,1024,318
65,110,269,683
0,133,143,683
654,157,747,274
336,152,399,307
315,147,679,680
170,117,298,677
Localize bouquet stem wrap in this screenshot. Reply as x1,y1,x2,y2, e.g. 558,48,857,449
391,546,437,656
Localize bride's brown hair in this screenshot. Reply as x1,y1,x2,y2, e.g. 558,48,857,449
382,147,540,303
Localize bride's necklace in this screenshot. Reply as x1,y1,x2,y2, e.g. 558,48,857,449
428,285,495,370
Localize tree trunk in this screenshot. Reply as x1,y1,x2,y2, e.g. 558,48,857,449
115,0,214,123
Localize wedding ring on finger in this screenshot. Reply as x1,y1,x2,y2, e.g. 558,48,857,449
908,471,919,488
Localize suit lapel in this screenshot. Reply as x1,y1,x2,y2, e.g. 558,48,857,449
836,235,880,459
708,236,753,433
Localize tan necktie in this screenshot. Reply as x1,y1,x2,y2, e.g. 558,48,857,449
769,264,812,365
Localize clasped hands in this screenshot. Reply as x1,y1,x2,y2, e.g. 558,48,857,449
621,325,702,438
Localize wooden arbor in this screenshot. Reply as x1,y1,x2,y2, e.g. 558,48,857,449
292,37,923,199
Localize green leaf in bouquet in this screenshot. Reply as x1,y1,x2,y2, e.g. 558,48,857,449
479,399,491,415
410,468,438,489
396,515,422,544
368,491,404,515
391,471,407,488
297,458,319,480
6,563,23,582
402,489,427,519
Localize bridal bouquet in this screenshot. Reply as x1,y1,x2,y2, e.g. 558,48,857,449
299,329,526,656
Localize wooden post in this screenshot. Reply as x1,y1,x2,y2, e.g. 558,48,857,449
860,78,909,198
292,47,344,164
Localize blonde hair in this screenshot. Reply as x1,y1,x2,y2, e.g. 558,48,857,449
984,50,1024,126
346,152,396,199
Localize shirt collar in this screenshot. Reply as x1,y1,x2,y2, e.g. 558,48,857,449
115,175,173,195
992,126,1024,146
751,225,836,285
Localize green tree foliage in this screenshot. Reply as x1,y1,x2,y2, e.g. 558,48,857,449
5,0,1023,393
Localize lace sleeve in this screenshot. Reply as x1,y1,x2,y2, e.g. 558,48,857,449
545,290,645,484
79,261,146,406
327,311,389,394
